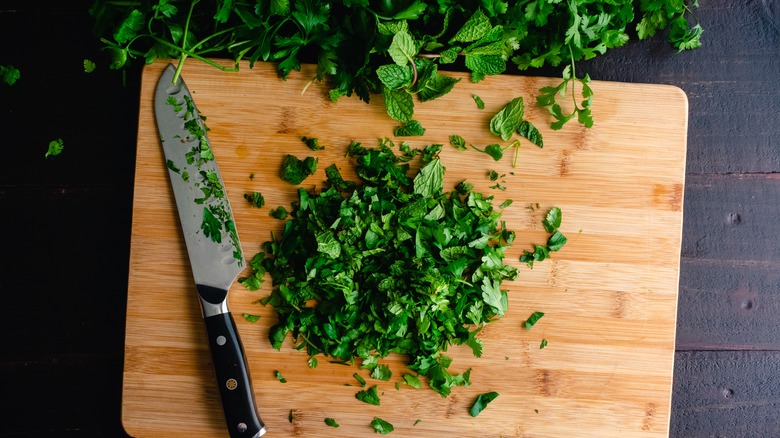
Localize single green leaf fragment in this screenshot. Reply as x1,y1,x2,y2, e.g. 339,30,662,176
356,385,381,406
0,65,20,86
449,135,467,151
473,94,485,110
353,373,367,387
402,373,422,389
371,417,395,434
45,138,64,158
388,30,417,66
244,192,265,208
275,370,287,383
83,59,97,73
548,230,568,252
490,97,525,141
269,206,290,220
413,159,444,197
280,154,318,184
540,339,548,349
383,87,414,122
525,311,544,330
308,356,318,368
517,121,544,148
370,364,393,381
324,417,339,427
543,207,562,233
301,136,324,150
470,391,499,416
242,313,261,323
394,120,426,137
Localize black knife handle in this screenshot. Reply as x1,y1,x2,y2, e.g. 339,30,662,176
203,312,266,438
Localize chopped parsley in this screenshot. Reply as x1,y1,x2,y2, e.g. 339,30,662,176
249,139,518,397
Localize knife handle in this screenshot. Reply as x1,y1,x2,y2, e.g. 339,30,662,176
204,312,267,438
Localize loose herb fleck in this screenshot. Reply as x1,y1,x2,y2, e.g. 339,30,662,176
525,311,545,330
242,313,261,323
371,417,394,435
324,417,339,427
45,138,64,158
275,370,287,383
470,391,500,417
244,192,265,208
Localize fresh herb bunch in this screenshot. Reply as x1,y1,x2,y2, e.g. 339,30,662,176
89,0,701,129
247,138,518,396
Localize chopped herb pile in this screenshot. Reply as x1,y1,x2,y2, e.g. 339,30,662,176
248,139,519,397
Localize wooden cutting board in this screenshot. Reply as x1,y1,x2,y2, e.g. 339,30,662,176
123,59,687,437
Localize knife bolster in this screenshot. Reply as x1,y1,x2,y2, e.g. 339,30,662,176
197,284,229,317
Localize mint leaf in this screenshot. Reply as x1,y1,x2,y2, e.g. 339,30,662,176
376,64,412,89
450,8,492,43
383,87,414,122
473,94,485,109
449,135,467,151
548,230,568,252
517,121,543,147
394,120,426,136
490,97,525,141
465,54,506,82
413,159,444,197
470,391,499,416
418,73,461,102
525,311,544,330
388,30,417,66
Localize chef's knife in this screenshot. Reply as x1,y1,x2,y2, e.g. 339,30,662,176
154,64,266,438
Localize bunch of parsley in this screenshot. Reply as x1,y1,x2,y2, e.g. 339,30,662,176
89,0,701,129
245,139,518,396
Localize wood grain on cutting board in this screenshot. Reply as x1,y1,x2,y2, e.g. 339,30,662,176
123,59,687,437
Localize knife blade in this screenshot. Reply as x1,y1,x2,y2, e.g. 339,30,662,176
154,63,266,438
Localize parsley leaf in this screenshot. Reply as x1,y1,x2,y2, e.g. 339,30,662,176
45,138,64,158
0,65,20,86
356,385,381,405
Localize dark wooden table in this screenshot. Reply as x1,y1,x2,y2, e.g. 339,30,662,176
1,1,779,436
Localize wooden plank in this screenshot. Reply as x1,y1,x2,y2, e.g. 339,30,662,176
671,350,780,436
676,174,780,350
123,59,686,437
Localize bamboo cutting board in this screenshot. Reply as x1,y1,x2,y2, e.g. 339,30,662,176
123,59,687,437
